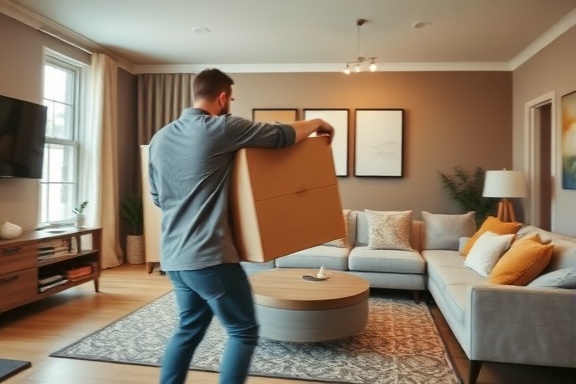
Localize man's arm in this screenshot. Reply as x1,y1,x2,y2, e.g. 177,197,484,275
290,119,335,143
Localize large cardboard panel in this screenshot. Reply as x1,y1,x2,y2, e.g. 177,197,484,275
231,137,345,262
240,138,337,200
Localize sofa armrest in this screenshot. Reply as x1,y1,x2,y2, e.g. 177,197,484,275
467,284,576,367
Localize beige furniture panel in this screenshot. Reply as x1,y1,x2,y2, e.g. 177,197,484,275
140,145,161,273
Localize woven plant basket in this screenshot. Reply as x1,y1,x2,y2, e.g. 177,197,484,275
126,235,145,264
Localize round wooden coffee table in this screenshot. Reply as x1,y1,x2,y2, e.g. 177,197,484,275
249,268,370,342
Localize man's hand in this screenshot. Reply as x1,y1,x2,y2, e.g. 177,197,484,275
292,118,335,143
314,119,335,143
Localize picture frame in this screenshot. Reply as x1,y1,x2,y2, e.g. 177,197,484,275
304,109,349,177
354,109,404,177
561,90,576,190
252,108,298,124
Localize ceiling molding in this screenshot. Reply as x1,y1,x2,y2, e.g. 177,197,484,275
134,62,512,75
0,0,134,73
509,7,576,70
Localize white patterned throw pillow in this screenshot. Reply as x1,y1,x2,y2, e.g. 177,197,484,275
365,210,413,251
464,231,515,277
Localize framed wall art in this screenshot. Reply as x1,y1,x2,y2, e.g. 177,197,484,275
252,108,298,124
354,109,404,177
304,109,349,176
561,90,576,190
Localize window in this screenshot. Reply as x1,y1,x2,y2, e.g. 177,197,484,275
40,55,83,224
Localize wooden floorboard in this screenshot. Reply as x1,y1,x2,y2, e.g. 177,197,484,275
0,264,574,383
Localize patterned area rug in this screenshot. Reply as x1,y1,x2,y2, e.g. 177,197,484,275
51,292,460,384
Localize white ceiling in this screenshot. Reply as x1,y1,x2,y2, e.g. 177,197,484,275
2,0,576,73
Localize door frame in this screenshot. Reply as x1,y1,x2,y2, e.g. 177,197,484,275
523,91,556,227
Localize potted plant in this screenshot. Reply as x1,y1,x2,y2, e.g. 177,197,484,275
120,196,144,264
437,166,498,226
73,200,88,227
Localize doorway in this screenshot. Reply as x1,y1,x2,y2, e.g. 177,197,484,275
525,93,555,230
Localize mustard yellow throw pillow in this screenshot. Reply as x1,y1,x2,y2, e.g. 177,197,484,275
488,234,554,286
461,216,522,256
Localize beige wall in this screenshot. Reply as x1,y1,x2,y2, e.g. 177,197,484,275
0,13,137,231
513,25,576,236
0,13,90,230
230,72,512,218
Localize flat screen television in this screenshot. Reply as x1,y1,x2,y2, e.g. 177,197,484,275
0,94,47,179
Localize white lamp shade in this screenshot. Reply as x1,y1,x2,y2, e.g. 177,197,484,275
483,170,527,198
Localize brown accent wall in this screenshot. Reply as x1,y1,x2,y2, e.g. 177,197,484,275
231,72,512,217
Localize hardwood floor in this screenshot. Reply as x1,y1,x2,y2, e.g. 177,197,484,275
0,264,574,383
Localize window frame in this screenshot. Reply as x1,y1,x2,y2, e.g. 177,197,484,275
40,52,85,225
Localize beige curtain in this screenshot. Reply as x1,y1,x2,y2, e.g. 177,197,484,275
83,53,123,269
137,73,193,144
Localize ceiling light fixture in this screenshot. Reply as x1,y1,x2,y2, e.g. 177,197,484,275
192,26,211,34
343,18,377,74
412,21,431,29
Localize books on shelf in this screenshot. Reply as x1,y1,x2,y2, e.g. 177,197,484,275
38,278,69,292
37,237,78,260
65,265,93,281
38,274,65,286
38,264,93,292
38,269,68,292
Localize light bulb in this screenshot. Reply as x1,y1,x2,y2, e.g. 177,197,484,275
354,63,361,73
343,65,350,75
370,62,376,72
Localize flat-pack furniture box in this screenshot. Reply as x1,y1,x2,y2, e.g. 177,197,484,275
231,137,345,262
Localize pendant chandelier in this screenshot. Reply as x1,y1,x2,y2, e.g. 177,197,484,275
343,18,377,74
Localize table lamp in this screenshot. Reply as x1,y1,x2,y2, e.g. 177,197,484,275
482,169,527,222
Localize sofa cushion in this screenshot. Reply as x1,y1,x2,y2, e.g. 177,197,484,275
275,245,349,270
516,226,576,272
365,209,413,251
423,250,488,286
517,225,575,242
240,260,275,275
348,246,425,274
422,211,476,250
527,267,576,289
461,216,522,256
488,235,554,285
423,250,488,324
463,231,515,277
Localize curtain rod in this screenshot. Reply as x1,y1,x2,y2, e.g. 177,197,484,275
39,27,94,55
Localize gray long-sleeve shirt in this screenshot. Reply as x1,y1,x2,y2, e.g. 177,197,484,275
148,108,295,271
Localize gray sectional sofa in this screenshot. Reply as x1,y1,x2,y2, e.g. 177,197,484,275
241,210,576,384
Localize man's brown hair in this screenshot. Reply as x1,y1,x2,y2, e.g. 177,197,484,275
193,68,234,101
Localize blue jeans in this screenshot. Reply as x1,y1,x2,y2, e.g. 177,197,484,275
159,263,259,384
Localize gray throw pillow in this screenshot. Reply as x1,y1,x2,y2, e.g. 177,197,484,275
422,211,476,250
527,267,576,289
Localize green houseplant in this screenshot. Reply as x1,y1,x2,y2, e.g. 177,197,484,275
120,196,144,264
120,196,143,235
437,166,498,226
73,200,88,227
73,200,88,215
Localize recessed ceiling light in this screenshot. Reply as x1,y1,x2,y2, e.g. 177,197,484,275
192,26,211,34
412,22,431,29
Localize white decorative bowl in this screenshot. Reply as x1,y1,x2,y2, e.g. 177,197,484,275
0,221,23,240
